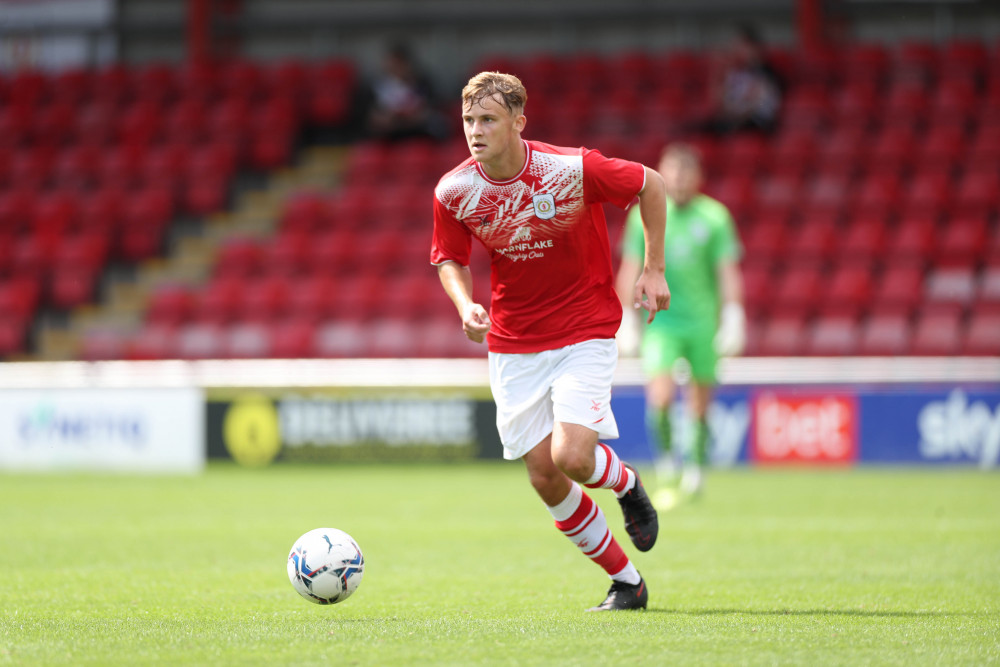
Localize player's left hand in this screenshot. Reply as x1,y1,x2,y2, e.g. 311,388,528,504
634,269,671,324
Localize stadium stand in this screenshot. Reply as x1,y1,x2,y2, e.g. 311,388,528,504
2,37,998,360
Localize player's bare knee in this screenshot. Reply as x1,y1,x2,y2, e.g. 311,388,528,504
551,447,592,482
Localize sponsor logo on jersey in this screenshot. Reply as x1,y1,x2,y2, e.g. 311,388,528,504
532,193,556,220
510,226,532,243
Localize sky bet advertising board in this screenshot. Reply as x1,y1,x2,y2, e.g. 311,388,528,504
610,385,1000,469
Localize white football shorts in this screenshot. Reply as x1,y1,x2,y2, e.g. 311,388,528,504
488,338,620,460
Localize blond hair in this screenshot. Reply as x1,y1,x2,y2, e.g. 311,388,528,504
462,71,527,115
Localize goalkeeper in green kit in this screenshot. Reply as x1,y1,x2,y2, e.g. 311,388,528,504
615,143,745,504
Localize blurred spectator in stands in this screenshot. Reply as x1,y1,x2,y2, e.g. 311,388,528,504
695,24,783,135
364,42,447,141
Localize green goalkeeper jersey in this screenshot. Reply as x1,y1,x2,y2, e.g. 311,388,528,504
622,193,742,335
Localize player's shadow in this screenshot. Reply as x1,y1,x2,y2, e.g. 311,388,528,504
650,608,962,618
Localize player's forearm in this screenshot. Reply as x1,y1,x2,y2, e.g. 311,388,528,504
615,257,642,308
437,261,476,315
718,261,744,307
637,166,666,273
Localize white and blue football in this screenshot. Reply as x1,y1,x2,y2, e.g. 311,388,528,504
287,528,365,605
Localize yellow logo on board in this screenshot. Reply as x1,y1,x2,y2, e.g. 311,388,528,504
223,395,282,466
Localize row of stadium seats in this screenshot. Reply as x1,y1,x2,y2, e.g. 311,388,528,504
72,306,1000,361
6,41,1000,359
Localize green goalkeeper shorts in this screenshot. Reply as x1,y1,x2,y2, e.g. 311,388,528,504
641,326,719,384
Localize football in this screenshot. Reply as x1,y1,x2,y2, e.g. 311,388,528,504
287,528,365,605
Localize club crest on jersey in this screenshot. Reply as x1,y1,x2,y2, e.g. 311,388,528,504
532,193,556,220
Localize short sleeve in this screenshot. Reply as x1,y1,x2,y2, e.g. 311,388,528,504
581,148,645,209
711,204,743,265
621,204,646,263
430,193,472,266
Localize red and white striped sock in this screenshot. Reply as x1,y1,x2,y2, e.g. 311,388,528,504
546,483,640,585
584,443,636,498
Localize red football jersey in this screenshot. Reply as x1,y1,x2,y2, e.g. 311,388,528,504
431,139,645,353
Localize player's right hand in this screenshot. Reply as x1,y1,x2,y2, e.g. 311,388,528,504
462,303,491,343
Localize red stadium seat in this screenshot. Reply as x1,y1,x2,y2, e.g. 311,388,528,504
872,264,924,315
964,312,1000,355
830,82,879,132
0,277,41,321
308,229,359,277
929,81,979,126
936,217,988,266
117,101,164,148
79,329,127,361
0,189,38,236
910,312,962,355
757,315,807,356
53,232,109,274
868,127,916,175
175,322,225,359
767,128,817,179
771,265,823,317
953,171,1000,218
280,191,329,234
261,230,310,277
53,144,102,189
79,187,124,236
131,63,177,107
240,274,292,322
73,102,118,148
50,68,93,107
814,130,866,181
886,217,935,263
843,44,890,87
163,98,208,144
977,265,1000,313
287,273,337,323
33,190,81,237
314,320,367,358
270,317,318,358
0,106,33,149
858,314,911,355
31,102,76,148
194,276,243,324
785,221,837,263
779,87,830,131
48,266,99,310
126,324,177,360
851,173,901,219
925,267,977,311
10,146,56,190
741,219,788,266
146,285,196,327
893,42,939,83
905,171,952,217
941,40,989,81
806,316,860,356
0,316,28,356
214,238,263,280
706,174,757,221
966,125,1000,171
825,263,874,317
219,60,265,103
838,216,887,260
224,322,273,359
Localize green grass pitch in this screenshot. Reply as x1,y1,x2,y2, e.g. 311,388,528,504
1,463,998,666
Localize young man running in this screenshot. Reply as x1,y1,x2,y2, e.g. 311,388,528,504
431,72,670,611
616,143,745,501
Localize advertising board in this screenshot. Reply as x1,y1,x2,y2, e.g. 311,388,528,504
0,388,204,472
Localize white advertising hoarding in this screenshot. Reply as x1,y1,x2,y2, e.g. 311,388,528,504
0,388,204,472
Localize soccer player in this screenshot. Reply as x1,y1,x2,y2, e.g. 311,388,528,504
615,143,745,500
431,72,671,611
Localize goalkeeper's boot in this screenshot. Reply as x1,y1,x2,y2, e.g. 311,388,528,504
587,577,648,612
617,463,658,552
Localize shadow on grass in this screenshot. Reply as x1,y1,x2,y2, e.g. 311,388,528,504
649,608,964,618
